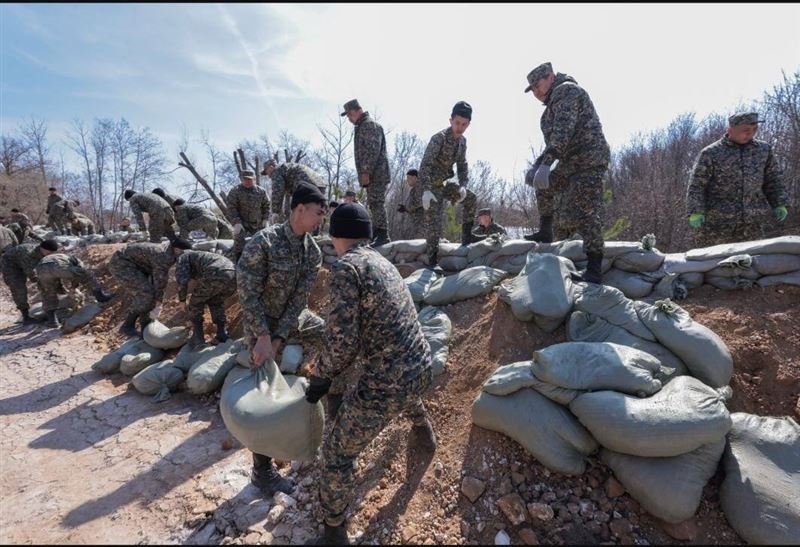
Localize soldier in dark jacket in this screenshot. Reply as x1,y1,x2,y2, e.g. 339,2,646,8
396,169,425,239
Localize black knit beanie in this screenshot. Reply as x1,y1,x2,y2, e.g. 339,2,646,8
451,101,472,120
40,239,59,252
330,203,372,240
291,183,327,210
124,189,136,200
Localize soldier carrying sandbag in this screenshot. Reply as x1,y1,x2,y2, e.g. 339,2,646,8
124,189,178,243
173,199,220,240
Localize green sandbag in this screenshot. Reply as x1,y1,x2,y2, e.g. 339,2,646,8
573,283,656,342
482,361,579,405
186,341,239,394
143,320,192,350
405,269,440,303
131,359,184,402
119,341,165,376
686,235,800,261
418,306,452,376
602,269,656,299
466,234,505,263
423,266,506,306
757,270,800,288
751,254,800,276
62,303,103,334
91,338,143,374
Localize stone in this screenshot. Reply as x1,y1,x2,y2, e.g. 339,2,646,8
609,518,632,538
401,526,418,543
657,518,699,541
243,532,261,545
434,462,444,477
461,477,486,503
272,522,292,538
519,528,539,545
499,476,513,495
527,503,555,522
222,438,234,450
496,494,528,525
605,477,625,498
511,472,526,486
272,492,296,508
266,505,285,525
495,530,511,545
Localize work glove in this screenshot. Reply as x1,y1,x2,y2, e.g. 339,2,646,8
533,164,551,190
305,376,332,404
688,213,705,228
397,204,408,213
269,213,281,225
149,303,162,321
774,206,788,222
422,191,437,211
233,223,243,236
262,219,269,229
455,186,467,204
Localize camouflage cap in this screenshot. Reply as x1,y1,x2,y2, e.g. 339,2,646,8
340,99,361,117
477,208,492,217
728,112,762,126
240,169,256,178
344,189,357,197
524,62,553,93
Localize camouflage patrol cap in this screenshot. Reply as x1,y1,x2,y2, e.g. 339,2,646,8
340,99,361,116
240,169,256,179
728,112,762,126
524,62,554,93
344,189,357,198
477,208,492,217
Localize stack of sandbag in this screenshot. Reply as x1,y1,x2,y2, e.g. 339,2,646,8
132,358,185,402
185,339,241,395
405,268,440,304
119,340,165,376
92,338,146,374
422,266,506,306
418,306,452,376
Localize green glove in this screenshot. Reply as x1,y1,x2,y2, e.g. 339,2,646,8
688,213,705,228
774,206,788,222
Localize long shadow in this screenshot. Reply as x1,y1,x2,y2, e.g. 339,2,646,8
0,370,113,416
0,323,62,357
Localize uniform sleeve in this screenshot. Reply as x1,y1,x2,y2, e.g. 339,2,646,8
355,123,383,176
538,86,582,166
408,187,422,212
457,139,468,186
274,248,321,340
130,198,146,228
236,235,272,338
261,190,271,221
686,149,713,216
175,254,190,302
762,145,788,209
175,207,188,234
418,134,443,193
226,188,242,225
318,262,361,380
151,256,172,302
270,168,285,215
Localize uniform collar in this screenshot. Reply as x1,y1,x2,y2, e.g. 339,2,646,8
282,220,306,250
722,134,753,148
345,239,371,255
355,111,370,126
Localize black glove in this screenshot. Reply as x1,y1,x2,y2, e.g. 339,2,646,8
397,204,407,213
305,376,332,404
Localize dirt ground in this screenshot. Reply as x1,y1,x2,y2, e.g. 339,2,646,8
1,244,798,545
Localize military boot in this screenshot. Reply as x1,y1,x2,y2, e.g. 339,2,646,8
305,521,350,546
214,320,228,344
409,417,437,453
251,454,293,497
371,228,391,247
92,287,115,303
119,312,139,337
138,313,153,336
189,317,205,348
523,215,553,243
461,221,475,246
45,310,61,329
574,251,604,284
326,393,343,420
20,308,46,325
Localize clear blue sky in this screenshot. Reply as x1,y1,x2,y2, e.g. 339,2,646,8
2,3,799,184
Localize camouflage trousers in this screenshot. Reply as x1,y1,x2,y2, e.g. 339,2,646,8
181,216,220,240
71,218,95,236
231,224,261,263
424,182,477,265
693,212,766,249
318,368,432,526
147,207,177,243
107,254,158,315
35,260,102,312
217,218,234,240
49,212,70,234
536,165,606,255
407,210,426,239
186,271,236,324
1,258,30,311
365,177,389,233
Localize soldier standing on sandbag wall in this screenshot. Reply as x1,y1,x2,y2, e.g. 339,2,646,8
686,112,790,248
70,213,95,236
304,203,437,546
225,169,271,262
237,184,328,498
263,159,328,223
46,187,68,234
1,240,51,324
522,62,610,284
396,169,426,239
173,199,220,240
34,242,115,328
175,250,236,347
419,101,479,272
342,99,392,247
108,238,193,337
124,189,178,243
471,208,507,242
152,187,180,208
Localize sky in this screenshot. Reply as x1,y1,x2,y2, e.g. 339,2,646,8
2,3,799,187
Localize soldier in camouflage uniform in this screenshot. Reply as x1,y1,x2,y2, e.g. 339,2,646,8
152,187,180,208
8,209,42,243
119,217,135,233
237,184,328,499
70,213,95,236
263,160,327,223
0,225,18,254
175,250,236,346
471,208,507,242
46,187,70,234
342,99,392,247
686,112,790,247
108,238,193,337
1,240,50,324
225,169,271,262
419,101,479,268
396,169,425,239
522,62,611,284
216,215,235,240
173,199,220,239
35,249,114,328
304,203,436,545
124,189,177,243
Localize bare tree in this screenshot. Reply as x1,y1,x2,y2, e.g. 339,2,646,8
0,135,33,176
315,116,354,200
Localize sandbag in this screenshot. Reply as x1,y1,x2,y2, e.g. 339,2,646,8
186,340,239,394
393,239,428,254
192,240,217,251
395,251,422,264
490,255,527,275
601,439,725,523
686,235,800,260
569,376,731,458
661,253,721,274
613,248,666,273
482,361,580,405
439,256,469,271
483,240,537,265
119,341,165,376
91,338,143,374
573,258,614,274
573,283,656,342
719,413,800,545
707,265,760,280
533,342,662,397
650,272,686,301
143,320,192,350
635,299,733,388
423,266,506,306
438,242,469,258
29,294,73,320
472,388,598,475
220,359,324,462
680,272,705,289
131,359,185,402
603,269,656,299
280,344,304,374
466,235,505,264
539,239,586,262
705,276,756,290
418,306,452,376
757,270,800,288
751,254,800,276
62,303,103,334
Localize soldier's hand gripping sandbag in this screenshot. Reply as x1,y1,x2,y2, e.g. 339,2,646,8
220,358,324,462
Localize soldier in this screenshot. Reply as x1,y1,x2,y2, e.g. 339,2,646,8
35,248,114,328
225,169,271,261
686,112,789,247
342,99,392,247
521,62,610,284
119,217,134,233
342,190,358,205
304,203,437,545
152,187,180,208
175,250,236,346
216,215,235,240
1,240,51,324
8,209,42,243
419,101,479,269
108,238,193,337
396,169,425,239
237,184,328,498
46,187,69,234
124,189,177,243
1,224,19,254
173,199,220,239
70,213,95,236
471,208,507,242
263,159,327,223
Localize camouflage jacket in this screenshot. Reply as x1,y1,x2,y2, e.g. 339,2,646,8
270,163,325,215
406,185,423,214
236,221,322,340
129,193,172,227
175,203,217,228
354,112,390,181
10,211,32,227
535,73,610,172
317,241,431,391
472,222,507,238
46,194,63,215
686,134,788,218
226,183,270,231
2,243,44,279
175,250,236,301
35,253,88,277
419,127,468,192
0,225,18,253
114,242,175,301
71,213,93,228
5,223,40,245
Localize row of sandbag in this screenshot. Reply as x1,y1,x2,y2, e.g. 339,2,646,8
31,229,150,248
190,238,234,255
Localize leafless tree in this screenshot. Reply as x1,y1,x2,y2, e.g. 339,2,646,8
0,135,33,176
315,115,354,200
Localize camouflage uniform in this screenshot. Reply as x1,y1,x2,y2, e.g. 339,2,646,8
419,127,477,263
108,242,175,315
46,193,69,233
128,192,177,243
157,190,180,208
9,212,42,243
175,250,236,326
35,253,103,312
70,214,95,236
1,243,44,312
533,73,610,254
402,185,425,238
175,203,220,239
226,183,271,261
216,216,235,240
1,225,19,254
353,112,390,233
270,163,326,221
316,241,432,526
686,134,789,247
472,221,507,240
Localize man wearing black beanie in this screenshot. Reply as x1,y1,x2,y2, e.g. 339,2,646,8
236,182,328,499
304,202,437,545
